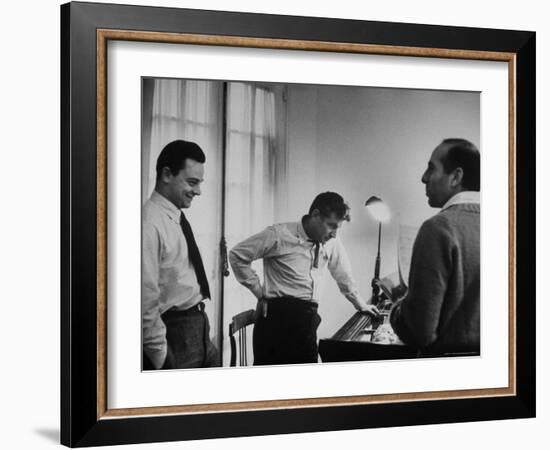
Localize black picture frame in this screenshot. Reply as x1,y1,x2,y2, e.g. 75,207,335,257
61,1,535,447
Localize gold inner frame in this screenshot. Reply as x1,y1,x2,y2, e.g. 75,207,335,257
96,29,517,419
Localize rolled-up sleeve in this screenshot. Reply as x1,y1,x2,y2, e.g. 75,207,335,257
142,222,167,369
328,238,369,310
229,227,278,299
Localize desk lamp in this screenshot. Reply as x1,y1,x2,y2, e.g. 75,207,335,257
364,196,391,306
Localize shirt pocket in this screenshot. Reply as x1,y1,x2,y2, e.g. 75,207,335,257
277,248,311,274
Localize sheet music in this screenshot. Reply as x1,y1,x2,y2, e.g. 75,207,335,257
397,224,419,288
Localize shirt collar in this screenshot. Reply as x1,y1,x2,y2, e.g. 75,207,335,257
150,190,181,222
297,216,313,242
441,191,480,212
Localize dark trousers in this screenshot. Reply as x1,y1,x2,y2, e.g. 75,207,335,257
143,302,220,370
253,297,321,366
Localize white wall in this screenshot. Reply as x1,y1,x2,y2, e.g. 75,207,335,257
286,84,479,337
1,1,546,450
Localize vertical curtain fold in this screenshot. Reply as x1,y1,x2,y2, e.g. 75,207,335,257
223,83,281,365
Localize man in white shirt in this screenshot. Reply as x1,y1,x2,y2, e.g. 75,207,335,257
142,140,219,370
229,192,380,365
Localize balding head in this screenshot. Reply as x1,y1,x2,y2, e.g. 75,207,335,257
421,139,480,208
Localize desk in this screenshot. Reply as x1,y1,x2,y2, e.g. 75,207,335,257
319,312,478,362
319,311,417,362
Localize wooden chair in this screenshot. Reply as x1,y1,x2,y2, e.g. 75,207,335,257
229,309,256,366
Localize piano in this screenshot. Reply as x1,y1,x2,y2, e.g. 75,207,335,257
319,303,419,362
319,300,479,362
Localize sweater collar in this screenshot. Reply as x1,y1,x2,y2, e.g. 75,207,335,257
441,191,480,212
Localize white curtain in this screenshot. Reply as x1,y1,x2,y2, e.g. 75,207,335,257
142,79,285,365
142,79,223,202
222,83,283,365
142,78,224,351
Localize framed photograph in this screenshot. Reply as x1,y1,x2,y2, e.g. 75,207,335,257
61,1,535,447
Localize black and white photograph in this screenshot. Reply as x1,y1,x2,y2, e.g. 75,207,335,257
141,77,480,370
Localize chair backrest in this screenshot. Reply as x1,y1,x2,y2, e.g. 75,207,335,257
229,309,256,367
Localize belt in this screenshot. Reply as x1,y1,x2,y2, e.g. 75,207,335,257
163,302,205,317
265,297,318,308
263,297,319,317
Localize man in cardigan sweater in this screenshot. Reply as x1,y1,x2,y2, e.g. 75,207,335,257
390,138,480,355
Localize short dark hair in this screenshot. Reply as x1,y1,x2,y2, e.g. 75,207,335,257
155,140,206,181
309,192,350,221
441,138,480,191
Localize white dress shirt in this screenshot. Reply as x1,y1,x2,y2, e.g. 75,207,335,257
229,219,369,310
142,191,205,368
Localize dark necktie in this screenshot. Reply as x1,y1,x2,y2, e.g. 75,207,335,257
180,212,211,299
308,240,321,268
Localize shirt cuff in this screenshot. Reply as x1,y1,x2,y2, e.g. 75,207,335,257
147,347,167,370
348,294,369,311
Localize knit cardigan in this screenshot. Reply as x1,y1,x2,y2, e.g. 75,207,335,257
390,203,480,354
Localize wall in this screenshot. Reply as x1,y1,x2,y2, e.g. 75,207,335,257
286,83,480,337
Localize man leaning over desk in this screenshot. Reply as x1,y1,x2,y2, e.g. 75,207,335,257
229,192,380,366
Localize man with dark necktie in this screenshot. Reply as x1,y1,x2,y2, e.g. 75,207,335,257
229,192,380,366
142,140,219,370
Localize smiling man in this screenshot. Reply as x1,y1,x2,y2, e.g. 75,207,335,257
390,138,481,355
142,140,219,370
229,192,380,365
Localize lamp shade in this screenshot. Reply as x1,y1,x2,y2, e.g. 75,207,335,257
365,196,391,223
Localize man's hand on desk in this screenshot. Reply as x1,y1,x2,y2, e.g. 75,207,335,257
358,304,381,317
